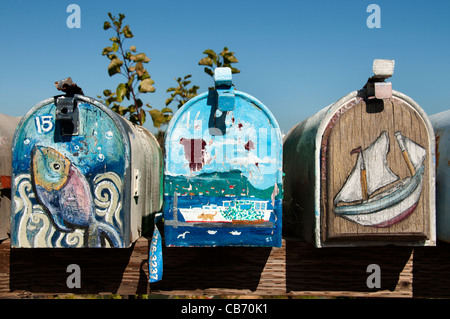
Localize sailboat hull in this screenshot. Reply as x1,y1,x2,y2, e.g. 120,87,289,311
335,165,424,227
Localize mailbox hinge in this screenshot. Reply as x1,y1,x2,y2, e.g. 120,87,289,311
55,96,80,136
214,67,235,112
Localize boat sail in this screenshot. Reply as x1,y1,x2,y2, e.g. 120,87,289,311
334,131,426,227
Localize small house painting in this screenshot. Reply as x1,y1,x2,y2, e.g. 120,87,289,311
283,60,436,247
11,94,162,248
163,68,283,247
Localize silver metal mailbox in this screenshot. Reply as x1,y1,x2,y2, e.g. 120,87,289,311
0,113,21,241
11,93,162,248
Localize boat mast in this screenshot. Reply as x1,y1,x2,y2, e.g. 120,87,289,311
395,132,416,176
351,147,369,201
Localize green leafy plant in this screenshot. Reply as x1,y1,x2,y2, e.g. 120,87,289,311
165,75,200,110
198,47,240,78
99,13,172,128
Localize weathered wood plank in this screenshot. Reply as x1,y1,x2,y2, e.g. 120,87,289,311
413,242,450,298
321,96,433,243
0,237,423,298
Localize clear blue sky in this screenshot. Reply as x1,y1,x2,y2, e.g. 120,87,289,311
0,0,449,134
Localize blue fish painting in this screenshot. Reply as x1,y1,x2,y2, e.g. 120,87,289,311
10,97,144,249
31,146,122,247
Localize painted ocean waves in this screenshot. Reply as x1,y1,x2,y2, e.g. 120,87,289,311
163,170,282,247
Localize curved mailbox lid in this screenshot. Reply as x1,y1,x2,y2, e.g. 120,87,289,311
163,67,283,247
10,94,161,248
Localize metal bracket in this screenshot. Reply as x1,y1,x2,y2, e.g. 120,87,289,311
214,67,235,112
133,169,140,197
365,59,395,99
55,96,80,136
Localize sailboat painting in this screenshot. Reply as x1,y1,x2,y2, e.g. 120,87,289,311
282,60,435,247
334,131,426,228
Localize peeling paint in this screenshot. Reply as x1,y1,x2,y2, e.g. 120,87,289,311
164,86,283,247
179,138,208,172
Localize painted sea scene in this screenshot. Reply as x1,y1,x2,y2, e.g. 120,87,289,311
11,98,128,248
163,90,283,247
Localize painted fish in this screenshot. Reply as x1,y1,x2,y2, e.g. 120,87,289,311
31,146,122,247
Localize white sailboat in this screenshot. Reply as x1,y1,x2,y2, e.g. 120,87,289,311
334,131,426,227
178,200,273,224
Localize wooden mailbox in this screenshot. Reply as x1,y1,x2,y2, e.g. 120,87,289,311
430,110,450,243
10,91,162,248
163,67,283,247
283,59,436,247
0,114,21,241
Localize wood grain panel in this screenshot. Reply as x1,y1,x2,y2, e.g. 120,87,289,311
323,97,430,242
0,237,415,298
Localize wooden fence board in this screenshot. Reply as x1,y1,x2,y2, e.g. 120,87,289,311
3,236,444,298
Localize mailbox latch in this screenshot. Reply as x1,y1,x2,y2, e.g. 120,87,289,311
55,96,80,136
362,59,395,99
214,67,235,112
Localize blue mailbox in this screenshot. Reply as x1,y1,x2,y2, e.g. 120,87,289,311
11,90,162,248
163,67,283,247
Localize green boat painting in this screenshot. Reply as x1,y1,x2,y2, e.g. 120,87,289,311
178,199,273,224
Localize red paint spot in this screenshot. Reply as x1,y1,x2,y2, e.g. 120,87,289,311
244,140,254,151
238,123,243,130
373,202,418,228
0,175,11,189
179,138,207,172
